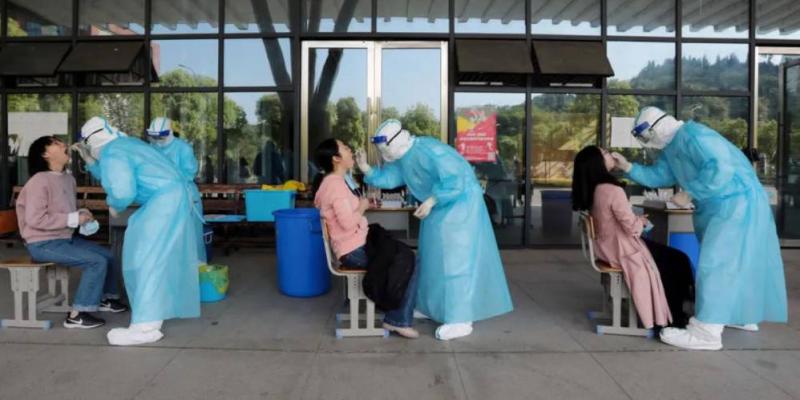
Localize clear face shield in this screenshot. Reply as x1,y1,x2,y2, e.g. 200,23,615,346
631,113,669,160
369,125,403,163
146,129,172,146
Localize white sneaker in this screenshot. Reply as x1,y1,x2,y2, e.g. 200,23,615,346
660,317,723,351
413,310,431,320
435,322,473,341
107,327,164,346
727,324,759,332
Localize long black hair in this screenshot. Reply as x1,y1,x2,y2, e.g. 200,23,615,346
312,138,340,196
28,136,62,176
571,145,624,211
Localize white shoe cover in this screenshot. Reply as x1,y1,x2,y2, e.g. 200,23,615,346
107,321,164,346
659,327,684,338
435,322,473,341
660,317,723,351
727,323,759,332
413,310,431,320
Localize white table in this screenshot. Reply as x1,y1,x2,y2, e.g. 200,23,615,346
365,207,414,239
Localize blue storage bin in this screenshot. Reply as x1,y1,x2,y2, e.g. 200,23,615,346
244,190,296,222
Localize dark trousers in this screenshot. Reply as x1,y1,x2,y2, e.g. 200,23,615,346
643,238,695,328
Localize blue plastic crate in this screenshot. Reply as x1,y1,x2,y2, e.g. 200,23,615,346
244,189,296,222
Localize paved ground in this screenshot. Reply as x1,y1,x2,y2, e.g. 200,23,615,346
0,246,798,400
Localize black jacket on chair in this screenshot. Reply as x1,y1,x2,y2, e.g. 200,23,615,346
362,224,415,311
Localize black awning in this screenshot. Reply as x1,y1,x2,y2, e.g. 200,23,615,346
456,39,534,74
531,40,613,77
58,41,145,73
0,43,71,76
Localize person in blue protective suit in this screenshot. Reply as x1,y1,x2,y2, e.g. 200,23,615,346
146,117,206,262
72,116,202,346
611,107,787,351
355,119,513,341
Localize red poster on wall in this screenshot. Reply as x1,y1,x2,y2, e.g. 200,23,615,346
456,110,497,162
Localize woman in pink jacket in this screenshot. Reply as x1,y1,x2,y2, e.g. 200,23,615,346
313,138,420,339
572,146,694,329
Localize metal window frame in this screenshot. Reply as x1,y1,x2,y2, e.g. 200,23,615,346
3,0,800,246
299,40,448,181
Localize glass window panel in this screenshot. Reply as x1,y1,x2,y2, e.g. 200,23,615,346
377,0,448,33
224,39,292,87
8,0,72,37
680,96,749,148
306,48,368,180
77,93,145,183
607,42,675,90
606,95,675,168
152,0,219,34
454,0,525,34
756,0,800,40
224,92,294,184
381,48,443,138
8,94,72,185
151,93,219,183
455,92,525,246
79,0,145,35
305,0,371,33
152,40,218,87
608,0,675,37
756,54,800,185
225,0,292,33
682,43,748,92
78,93,145,137
530,93,599,245
682,0,748,38
531,0,600,36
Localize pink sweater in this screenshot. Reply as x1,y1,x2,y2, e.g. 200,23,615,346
16,172,78,244
314,174,368,259
591,183,672,328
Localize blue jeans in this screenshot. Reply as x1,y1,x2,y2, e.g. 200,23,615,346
340,246,419,328
26,237,120,312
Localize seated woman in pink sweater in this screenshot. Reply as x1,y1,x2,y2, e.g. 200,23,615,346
313,138,419,339
572,146,694,329
16,136,128,330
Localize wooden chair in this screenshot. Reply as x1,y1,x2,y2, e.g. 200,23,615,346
320,219,387,339
578,212,652,337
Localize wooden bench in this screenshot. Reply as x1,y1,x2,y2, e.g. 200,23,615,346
321,219,387,339
578,212,652,337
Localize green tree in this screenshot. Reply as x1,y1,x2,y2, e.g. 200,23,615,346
331,97,365,150
400,103,439,137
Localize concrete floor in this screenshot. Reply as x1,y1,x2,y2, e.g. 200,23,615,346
0,246,799,400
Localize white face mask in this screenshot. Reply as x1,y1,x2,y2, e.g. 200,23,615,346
79,219,100,236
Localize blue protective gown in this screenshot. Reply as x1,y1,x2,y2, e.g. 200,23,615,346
152,137,206,262
627,121,787,325
365,137,513,324
92,137,201,324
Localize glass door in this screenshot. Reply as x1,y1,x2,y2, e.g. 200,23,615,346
778,60,800,243
301,41,372,181
301,41,447,181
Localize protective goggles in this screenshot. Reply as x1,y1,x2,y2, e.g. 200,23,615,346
631,113,668,142
146,129,171,138
370,127,402,146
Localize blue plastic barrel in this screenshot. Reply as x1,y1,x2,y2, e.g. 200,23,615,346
669,232,700,277
272,208,331,297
